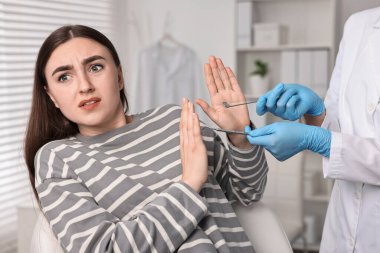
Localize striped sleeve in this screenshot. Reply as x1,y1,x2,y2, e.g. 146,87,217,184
35,148,208,253
211,132,268,206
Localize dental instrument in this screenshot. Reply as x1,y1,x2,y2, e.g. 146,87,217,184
222,97,259,108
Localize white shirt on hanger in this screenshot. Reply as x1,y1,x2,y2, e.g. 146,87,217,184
131,42,207,114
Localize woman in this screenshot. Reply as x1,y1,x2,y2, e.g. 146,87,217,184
245,7,380,252
24,25,268,252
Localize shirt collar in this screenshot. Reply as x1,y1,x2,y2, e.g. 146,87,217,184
373,15,380,29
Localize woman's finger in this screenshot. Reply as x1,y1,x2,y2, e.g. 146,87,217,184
187,101,195,146
195,98,218,123
226,67,242,93
204,63,218,97
193,112,201,141
180,98,187,165
216,58,232,90
209,56,225,91
183,100,190,161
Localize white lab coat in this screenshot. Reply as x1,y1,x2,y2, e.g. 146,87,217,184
130,42,207,114
320,7,380,253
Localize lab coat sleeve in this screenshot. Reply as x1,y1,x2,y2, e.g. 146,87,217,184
321,20,344,133
322,15,380,186
324,132,380,185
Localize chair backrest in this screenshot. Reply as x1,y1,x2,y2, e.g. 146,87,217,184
17,206,39,253
30,211,64,253
261,150,305,242
30,202,292,253
233,201,293,253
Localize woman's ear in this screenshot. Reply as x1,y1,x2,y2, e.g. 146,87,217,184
117,66,124,90
44,86,59,108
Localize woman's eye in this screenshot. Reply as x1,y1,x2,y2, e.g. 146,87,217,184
90,64,103,73
58,74,71,82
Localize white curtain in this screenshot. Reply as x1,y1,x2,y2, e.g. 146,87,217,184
0,1,117,252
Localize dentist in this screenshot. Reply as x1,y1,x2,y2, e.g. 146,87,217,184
245,7,380,253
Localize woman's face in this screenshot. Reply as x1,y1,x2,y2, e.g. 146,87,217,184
45,37,126,136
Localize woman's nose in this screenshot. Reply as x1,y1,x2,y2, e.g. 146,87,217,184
78,74,95,94
79,86,94,94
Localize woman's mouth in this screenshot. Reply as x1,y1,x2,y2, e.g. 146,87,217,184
79,97,101,110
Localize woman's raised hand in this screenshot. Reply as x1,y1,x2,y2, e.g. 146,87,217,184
196,56,251,148
180,98,208,192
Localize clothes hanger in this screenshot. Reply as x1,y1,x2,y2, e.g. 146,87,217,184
160,32,180,47
159,11,181,48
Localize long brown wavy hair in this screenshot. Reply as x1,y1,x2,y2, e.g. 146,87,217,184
24,25,128,198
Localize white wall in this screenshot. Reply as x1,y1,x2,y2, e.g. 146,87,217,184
336,0,380,49
252,0,334,46
112,0,129,73
121,0,235,113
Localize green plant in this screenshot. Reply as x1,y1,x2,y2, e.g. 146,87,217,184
250,60,268,77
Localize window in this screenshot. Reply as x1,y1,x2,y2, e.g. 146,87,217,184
0,1,117,251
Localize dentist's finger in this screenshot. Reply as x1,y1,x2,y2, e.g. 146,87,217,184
276,88,298,113
266,83,285,110
286,95,300,120
245,125,252,134
246,134,272,147
256,96,268,116
247,124,276,138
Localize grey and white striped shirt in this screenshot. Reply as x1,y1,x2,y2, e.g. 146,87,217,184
35,104,268,253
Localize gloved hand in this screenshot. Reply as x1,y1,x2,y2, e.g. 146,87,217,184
245,122,331,161
256,83,325,121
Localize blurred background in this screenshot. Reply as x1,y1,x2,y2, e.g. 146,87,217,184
0,0,379,252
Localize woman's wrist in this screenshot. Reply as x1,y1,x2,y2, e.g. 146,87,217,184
227,134,252,149
227,121,254,149
181,178,203,193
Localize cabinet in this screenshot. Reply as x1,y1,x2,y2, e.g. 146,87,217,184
235,0,337,251
296,151,334,251
236,0,336,122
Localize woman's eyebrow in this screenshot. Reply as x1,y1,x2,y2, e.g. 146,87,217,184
52,65,72,76
51,55,106,76
82,55,105,65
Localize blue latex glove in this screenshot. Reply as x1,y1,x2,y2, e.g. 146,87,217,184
245,123,331,161
256,83,325,121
